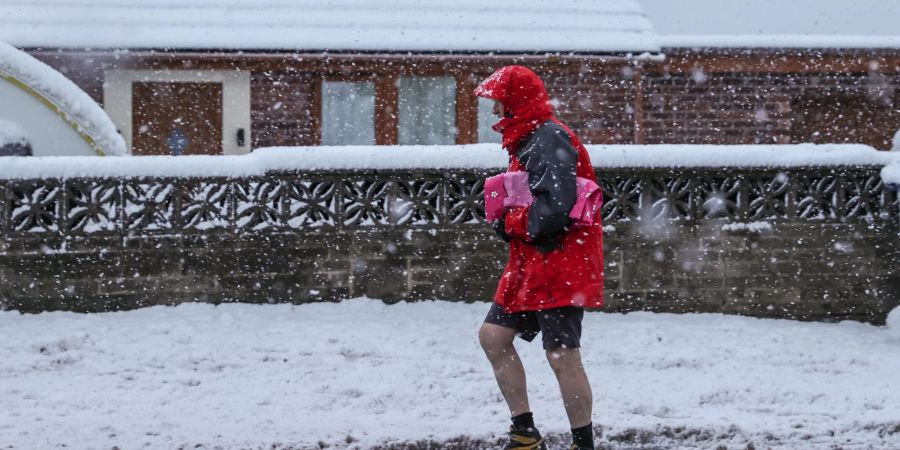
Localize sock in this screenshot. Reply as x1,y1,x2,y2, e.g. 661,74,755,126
572,423,594,449
511,412,535,430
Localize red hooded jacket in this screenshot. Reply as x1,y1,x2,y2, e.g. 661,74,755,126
475,66,604,313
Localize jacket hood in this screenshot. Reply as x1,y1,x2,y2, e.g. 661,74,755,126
474,65,554,152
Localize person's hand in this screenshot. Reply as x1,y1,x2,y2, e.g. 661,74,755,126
492,215,511,242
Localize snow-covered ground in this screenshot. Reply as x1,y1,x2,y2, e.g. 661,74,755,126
1,299,899,449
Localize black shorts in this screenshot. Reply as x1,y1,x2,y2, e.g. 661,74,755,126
483,303,584,350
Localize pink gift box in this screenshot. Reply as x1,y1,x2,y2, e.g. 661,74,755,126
502,171,533,208
484,171,602,226
483,173,507,223
484,171,533,223
570,177,603,227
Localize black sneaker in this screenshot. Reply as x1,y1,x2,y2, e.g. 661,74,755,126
506,425,545,449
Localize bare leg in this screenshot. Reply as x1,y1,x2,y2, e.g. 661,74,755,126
546,347,592,428
479,323,531,416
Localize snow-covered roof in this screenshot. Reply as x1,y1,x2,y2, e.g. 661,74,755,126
0,41,126,156
0,144,893,180
636,0,900,49
0,0,659,53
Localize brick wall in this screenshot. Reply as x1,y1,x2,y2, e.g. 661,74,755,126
26,51,899,150
640,69,900,149
30,52,107,105
243,63,898,149
2,221,897,323
641,72,792,145
544,70,636,144
601,221,900,321
250,70,319,148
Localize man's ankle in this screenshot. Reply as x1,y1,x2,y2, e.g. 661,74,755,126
511,411,535,430
572,422,594,449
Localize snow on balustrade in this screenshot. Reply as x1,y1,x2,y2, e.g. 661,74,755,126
883,156,900,190
0,144,897,235
0,143,896,180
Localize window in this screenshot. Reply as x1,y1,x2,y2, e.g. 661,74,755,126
320,81,375,145
477,97,502,143
318,74,488,146
398,77,456,145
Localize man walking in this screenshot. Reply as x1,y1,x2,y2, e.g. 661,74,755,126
475,66,604,450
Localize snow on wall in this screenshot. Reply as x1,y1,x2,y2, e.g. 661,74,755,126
884,131,900,187
0,119,27,146
636,0,900,48
0,144,895,180
594,144,896,169
883,163,900,188
0,41,126,156
0,0,659,53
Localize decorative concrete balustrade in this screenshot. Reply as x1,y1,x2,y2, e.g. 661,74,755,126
1,144,898,322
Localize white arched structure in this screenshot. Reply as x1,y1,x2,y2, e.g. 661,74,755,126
0,41,125,156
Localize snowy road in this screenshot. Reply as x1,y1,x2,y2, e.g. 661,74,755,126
1,299,898,449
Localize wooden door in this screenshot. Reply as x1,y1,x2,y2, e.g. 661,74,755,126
132,82,223,155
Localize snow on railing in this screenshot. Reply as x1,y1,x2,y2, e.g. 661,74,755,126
883,162,900,230
0,144,897,236
0,143,896,180
883,162,900,189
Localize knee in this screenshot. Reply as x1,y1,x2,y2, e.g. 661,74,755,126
479,324,514,355
546,349,565,374
546,348,581,374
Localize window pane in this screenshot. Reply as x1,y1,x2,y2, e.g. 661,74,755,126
321,81,375,145
477,97,502,143
398,77,456,145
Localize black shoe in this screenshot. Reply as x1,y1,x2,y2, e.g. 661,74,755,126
506,425,545,449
